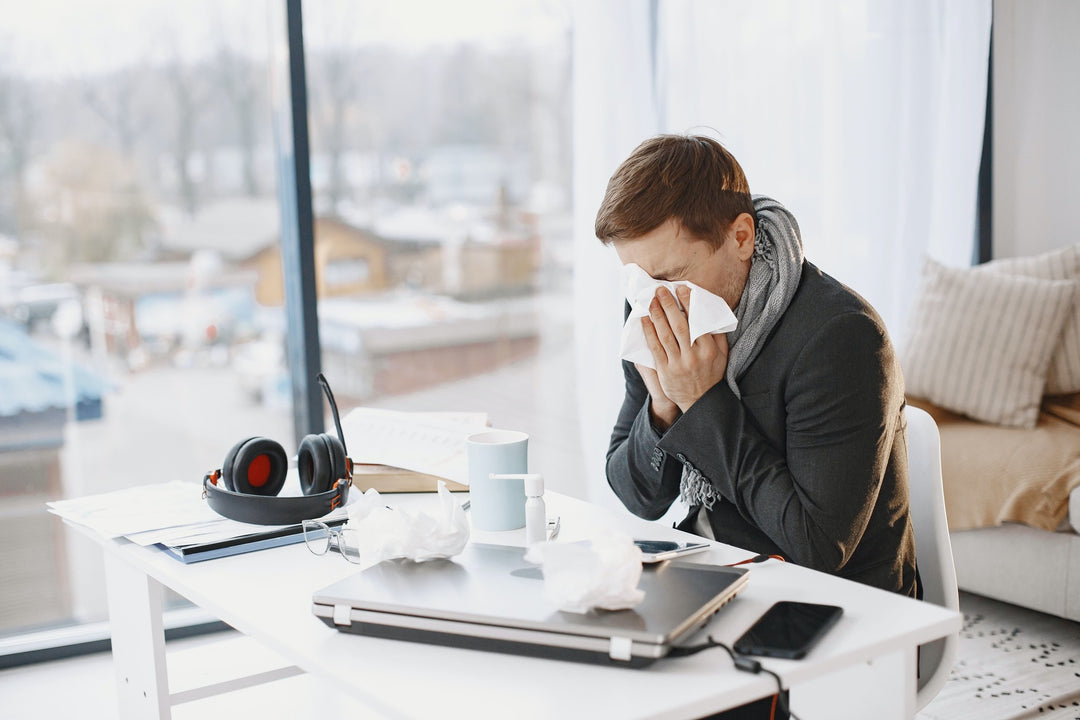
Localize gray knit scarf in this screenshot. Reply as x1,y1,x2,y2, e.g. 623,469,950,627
679,195,805,510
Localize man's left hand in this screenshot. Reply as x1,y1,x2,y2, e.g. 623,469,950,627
641,285,729,413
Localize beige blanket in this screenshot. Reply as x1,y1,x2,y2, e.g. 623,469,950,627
907,394,1080,532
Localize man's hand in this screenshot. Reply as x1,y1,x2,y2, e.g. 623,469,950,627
641,285,729,413
634,362,680,432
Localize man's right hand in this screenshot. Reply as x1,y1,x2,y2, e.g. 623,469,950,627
634,363,680,432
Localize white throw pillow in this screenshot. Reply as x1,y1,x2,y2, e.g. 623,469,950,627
902,258,1077,428
976,244,1080,394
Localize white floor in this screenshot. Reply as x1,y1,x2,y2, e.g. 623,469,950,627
3,592,1078,720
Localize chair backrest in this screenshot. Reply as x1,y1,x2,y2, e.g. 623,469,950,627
905,405,960,711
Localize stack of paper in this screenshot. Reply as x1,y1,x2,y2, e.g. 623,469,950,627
48,480,349,563
341,408,490,486
48,481,221,540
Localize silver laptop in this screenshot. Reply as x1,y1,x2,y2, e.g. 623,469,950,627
312,543,748,667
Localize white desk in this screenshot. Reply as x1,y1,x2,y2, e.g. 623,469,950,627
75,491,960,720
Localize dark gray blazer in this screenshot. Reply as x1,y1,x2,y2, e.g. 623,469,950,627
607,261,917,597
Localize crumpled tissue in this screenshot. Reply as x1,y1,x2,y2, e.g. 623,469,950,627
620,262,738,369
524,529,645,614
344,481,469,564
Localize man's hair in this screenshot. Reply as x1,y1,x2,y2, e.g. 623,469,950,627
594,134,755,248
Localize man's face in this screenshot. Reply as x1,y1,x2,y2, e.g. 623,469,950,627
612,217,753,310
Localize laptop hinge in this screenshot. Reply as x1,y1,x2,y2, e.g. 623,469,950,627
608,636,633,661
333,604,352,627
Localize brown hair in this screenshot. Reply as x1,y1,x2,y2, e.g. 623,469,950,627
594,134,754,248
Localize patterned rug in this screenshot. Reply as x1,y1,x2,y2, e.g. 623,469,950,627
918,592,1080,720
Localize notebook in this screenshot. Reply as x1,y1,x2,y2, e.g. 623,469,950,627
312,543,748,667
161,517,347,564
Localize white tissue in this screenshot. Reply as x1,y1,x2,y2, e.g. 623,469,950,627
344,481,469,564
524,529,645,614
620,262,738,369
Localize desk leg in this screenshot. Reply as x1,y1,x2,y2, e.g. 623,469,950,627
791,646,917,720
104,553,171,720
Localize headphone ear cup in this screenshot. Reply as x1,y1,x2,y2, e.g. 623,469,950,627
230,438,288,496
325,434,347,486
298,434,332,496
221,437,258,492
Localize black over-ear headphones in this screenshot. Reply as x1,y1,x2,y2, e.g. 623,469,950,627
202,373,352,525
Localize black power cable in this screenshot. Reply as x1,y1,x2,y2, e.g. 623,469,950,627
668,636,801,720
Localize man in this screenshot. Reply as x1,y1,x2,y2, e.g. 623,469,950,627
598,135,917,600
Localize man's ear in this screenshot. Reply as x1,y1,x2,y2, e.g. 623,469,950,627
731,212,756,261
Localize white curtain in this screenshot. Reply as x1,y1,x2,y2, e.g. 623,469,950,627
571,0,660,508
993,0,1080,259
572,1,992,504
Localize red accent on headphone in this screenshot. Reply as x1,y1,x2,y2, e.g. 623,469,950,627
247,454,272,488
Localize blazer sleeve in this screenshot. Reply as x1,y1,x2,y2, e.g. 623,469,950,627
656,311,903,573
605,357,684,520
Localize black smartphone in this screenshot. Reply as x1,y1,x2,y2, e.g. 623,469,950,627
733,601,843,659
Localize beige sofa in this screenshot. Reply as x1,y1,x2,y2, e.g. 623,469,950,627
907,394,1080,621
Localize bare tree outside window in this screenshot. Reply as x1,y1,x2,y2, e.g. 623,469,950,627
0,56,38,241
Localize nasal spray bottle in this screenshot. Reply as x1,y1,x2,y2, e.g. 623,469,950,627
523,473,546,546
491,472,546,545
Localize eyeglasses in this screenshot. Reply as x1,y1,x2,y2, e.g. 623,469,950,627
302,520,362,564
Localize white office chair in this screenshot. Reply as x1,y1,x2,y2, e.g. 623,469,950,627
905,405,960,711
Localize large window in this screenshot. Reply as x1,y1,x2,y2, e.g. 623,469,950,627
0,0,575,653
298,2,579,486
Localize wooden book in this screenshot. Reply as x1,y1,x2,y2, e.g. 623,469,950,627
351,463,468,493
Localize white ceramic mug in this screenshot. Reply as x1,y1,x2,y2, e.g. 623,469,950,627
467,430,528,530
